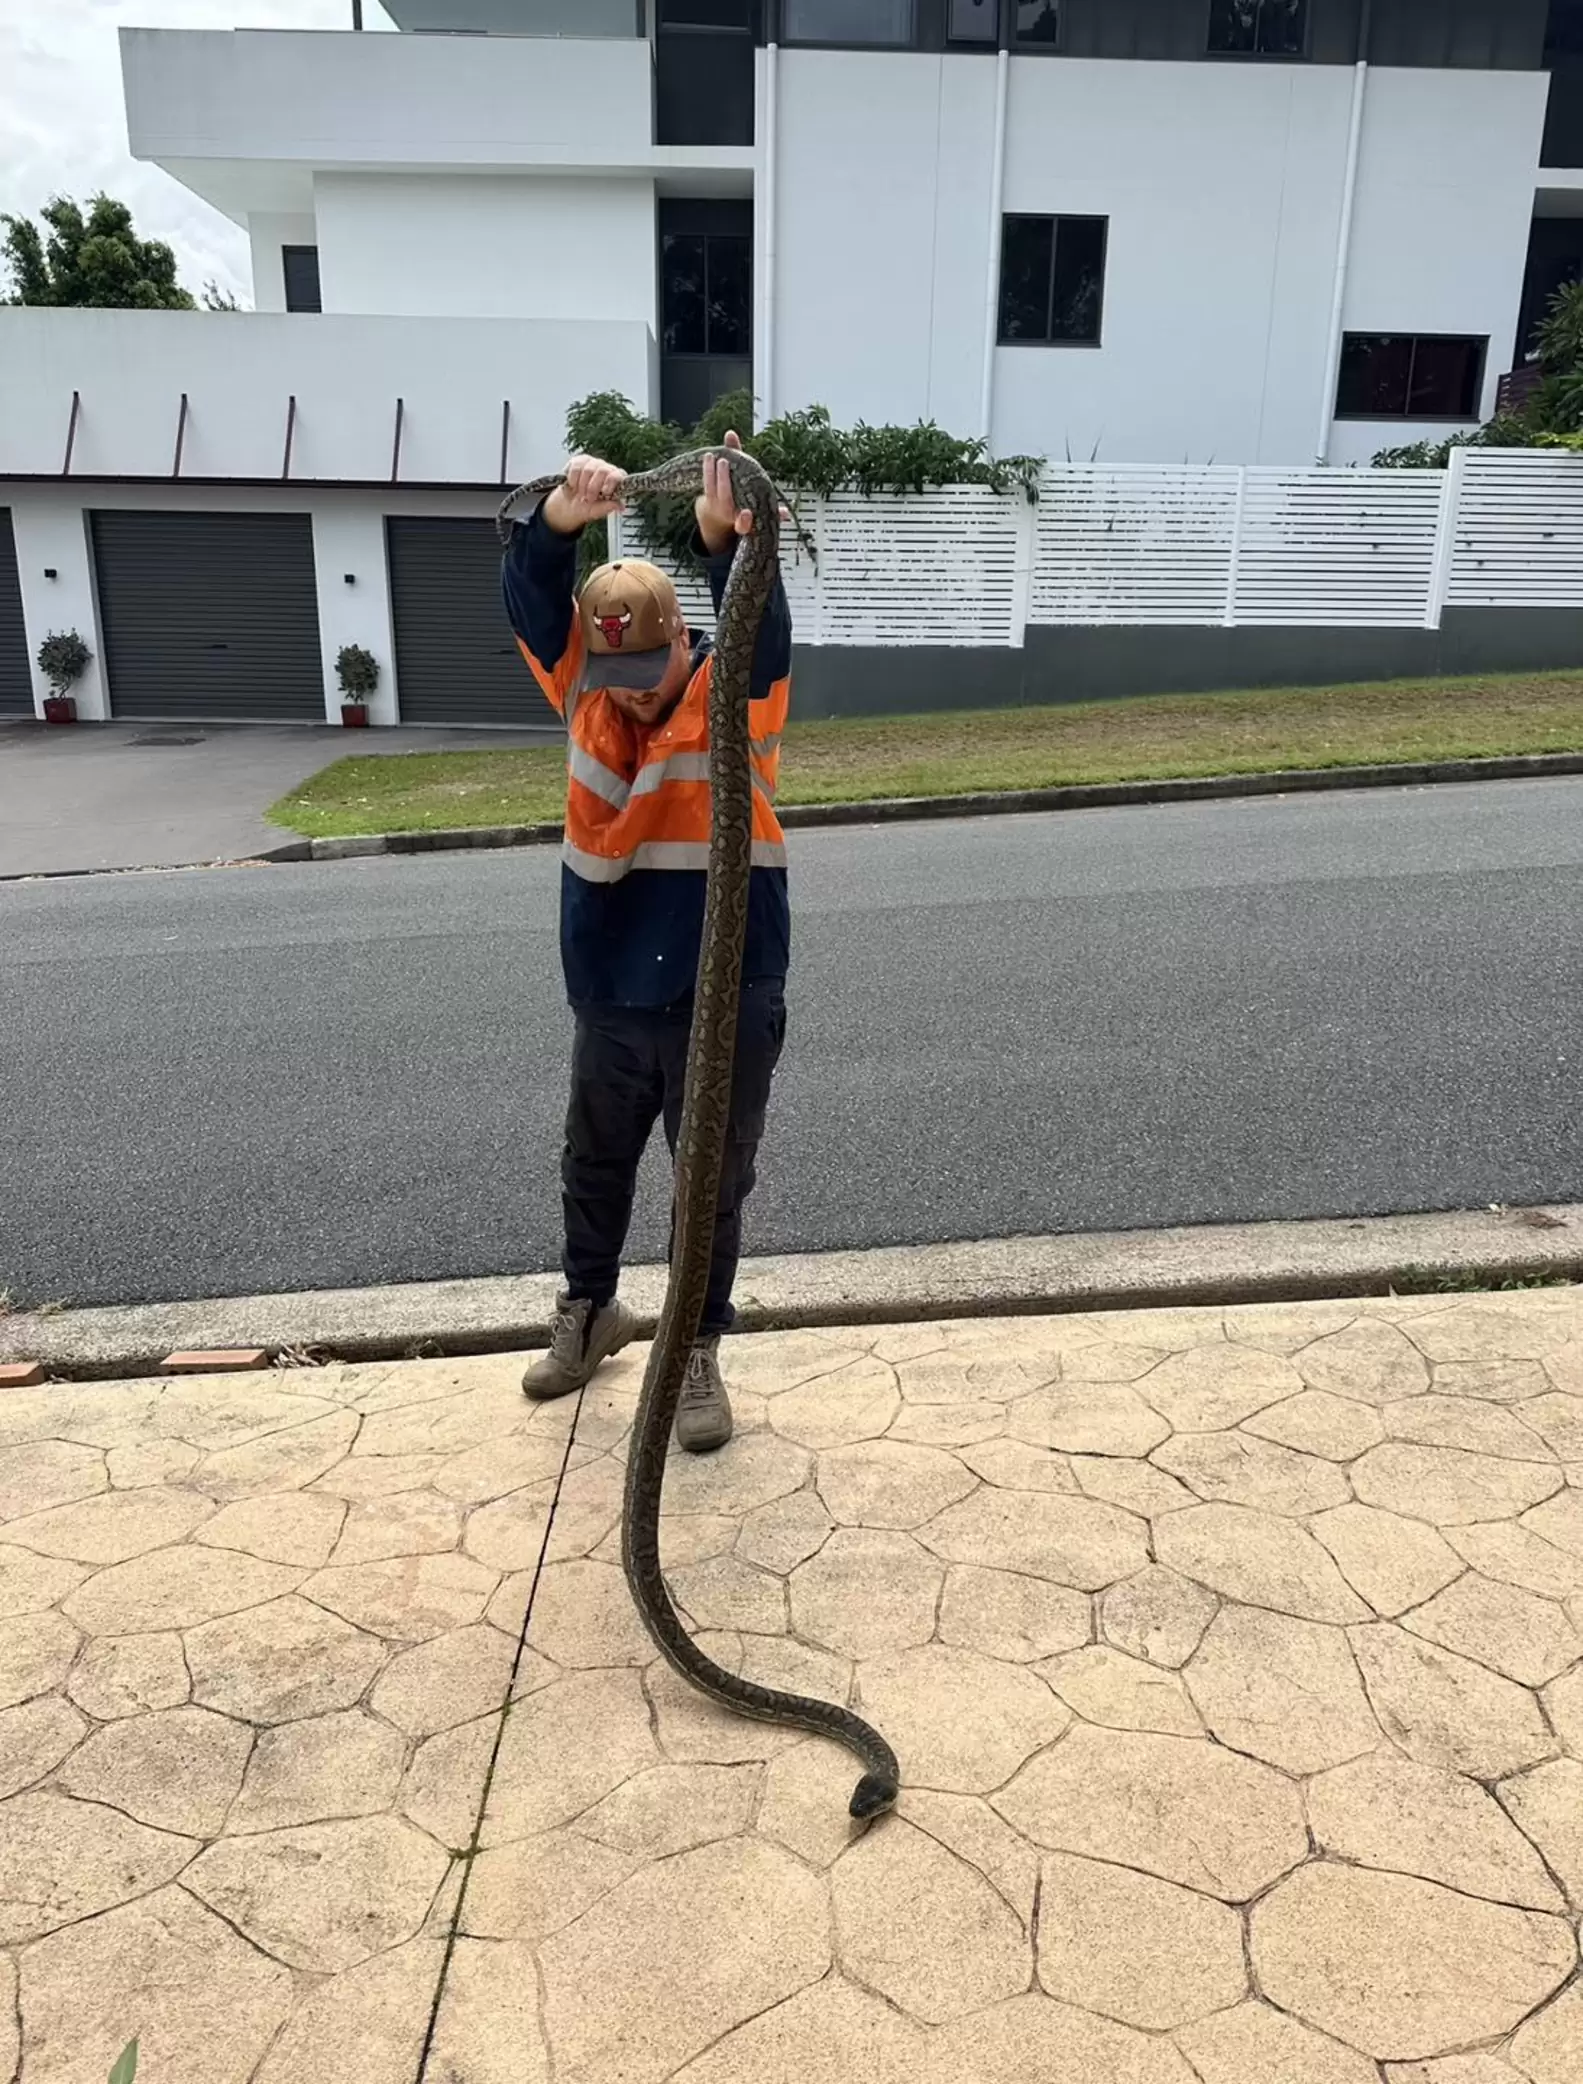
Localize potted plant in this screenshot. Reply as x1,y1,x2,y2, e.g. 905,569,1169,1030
37,629,91,724
336,643,379,727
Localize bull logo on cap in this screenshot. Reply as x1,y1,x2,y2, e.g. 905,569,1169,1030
596,607,633,650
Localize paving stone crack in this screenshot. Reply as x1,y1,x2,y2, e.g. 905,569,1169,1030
409,1393,585,2084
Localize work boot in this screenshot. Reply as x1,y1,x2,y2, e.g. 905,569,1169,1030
521,1294,636,1401
675,1337,733,1454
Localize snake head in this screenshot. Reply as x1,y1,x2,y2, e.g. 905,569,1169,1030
848,1771,900,1821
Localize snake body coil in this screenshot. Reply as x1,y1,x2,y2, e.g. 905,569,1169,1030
498,450,899,1820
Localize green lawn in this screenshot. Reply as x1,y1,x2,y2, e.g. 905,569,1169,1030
266,670,1583,839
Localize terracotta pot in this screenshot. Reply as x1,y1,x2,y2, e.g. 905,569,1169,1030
42,695,77,725
341,703,370,728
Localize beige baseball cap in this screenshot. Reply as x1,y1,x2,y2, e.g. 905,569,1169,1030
578,559,686,691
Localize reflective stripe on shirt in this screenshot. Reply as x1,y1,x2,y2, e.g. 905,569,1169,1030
563,836,789,883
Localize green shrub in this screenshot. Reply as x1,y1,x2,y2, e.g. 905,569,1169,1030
560,391,1045,575
36,628,91,694
335,643,380,700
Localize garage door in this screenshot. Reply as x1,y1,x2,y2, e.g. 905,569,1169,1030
0,511,32,716
91,511,323,721
387,517,559,727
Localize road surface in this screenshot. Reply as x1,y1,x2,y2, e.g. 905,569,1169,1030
4,777,1580,1307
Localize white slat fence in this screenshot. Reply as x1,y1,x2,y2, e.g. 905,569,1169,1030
1446,449,1583,607
1231,468,1447,628
1030,467,1242,627
608,451,1583,646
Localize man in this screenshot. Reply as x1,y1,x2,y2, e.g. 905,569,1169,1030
501,434,792,1452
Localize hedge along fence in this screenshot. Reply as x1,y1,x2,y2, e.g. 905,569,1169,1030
563,388,1044,580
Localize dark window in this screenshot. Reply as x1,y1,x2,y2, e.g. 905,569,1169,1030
281,245,321,314
1336,333,1487,419
662,230,751,358
658,0,750,21
1208,0,1307,56
1015,0,1060,44
998,214,1107,345
1548,0,1583,58
949,0,998,40
656,0,754,145
782,0,916,43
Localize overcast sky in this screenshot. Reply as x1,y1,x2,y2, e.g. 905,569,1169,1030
0,0,392,305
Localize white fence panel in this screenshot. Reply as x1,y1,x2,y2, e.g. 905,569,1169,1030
1233,470,1446,627
1029,466,1241,626
607,504,820,638
1446,449,1583,607
814,486,1020,646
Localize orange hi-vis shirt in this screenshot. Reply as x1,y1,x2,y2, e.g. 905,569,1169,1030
501,505,793,1008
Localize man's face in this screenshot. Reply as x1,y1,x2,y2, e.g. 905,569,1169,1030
605,633,693,728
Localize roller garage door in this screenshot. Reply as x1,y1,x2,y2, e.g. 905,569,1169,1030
0,510,32,715
387,517,558,727
91,511,323,721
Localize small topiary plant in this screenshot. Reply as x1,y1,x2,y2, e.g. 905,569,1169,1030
335,644,379,701
37,628,91,696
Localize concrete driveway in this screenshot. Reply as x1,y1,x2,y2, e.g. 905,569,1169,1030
0,720,557,879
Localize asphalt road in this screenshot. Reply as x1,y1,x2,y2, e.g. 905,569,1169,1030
4,777,1582,1309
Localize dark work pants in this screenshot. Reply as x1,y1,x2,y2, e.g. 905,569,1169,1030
561,981,787,1338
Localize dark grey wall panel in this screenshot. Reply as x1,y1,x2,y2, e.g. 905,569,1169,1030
1438,607,1583,676
91,511,323,721
388,517,561,728
1006,0,1538,64
786,612,1583,718
789,643,1028,718
0,510,31,716
1369,0,1547,66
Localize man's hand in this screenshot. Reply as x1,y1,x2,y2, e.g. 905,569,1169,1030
542,453,628,535
695,430,755,555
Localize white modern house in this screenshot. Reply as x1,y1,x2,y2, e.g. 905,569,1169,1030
2,0,1581,726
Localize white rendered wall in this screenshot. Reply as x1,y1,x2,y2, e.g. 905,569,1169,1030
122,28,653,167
770,51,1000,433
248,213,319,313
10,497,110,721
0,310,655,485
769,51,1548,468
1337,67,1549,428
311,506,399,725
993,58,1355,465
314,174,657,323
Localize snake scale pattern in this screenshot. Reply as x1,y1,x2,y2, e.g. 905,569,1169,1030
498,448,900,1820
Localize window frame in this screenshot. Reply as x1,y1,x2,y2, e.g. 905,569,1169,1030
281,244,321,314
1011,0,1062,50
778,0,920,48
1205,0,1310,62
1333,331,1490,422
660,225,753,361
996,212,1109,349
947,0,1000,45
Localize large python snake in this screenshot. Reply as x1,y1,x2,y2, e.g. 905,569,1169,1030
498,448,899,1820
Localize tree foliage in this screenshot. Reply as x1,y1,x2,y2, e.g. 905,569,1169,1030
562,388,1044,573
1374,280,1583,468
1,194,193,309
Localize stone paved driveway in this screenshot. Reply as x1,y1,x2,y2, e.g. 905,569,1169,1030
2,1289,1583,2082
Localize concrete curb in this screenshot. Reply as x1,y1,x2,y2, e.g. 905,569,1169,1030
261,751,1583,867
5,751,1581,883
3,1203,1577,1380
